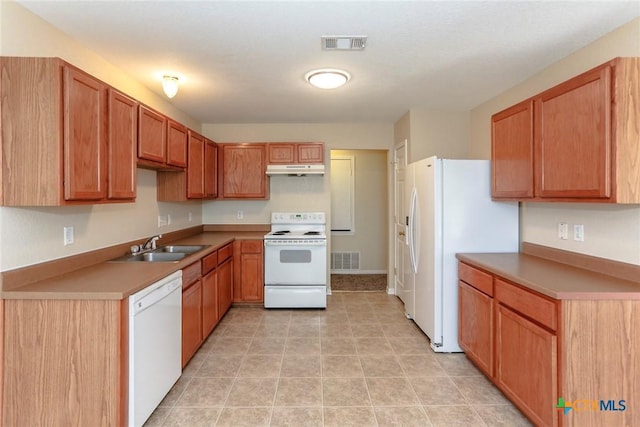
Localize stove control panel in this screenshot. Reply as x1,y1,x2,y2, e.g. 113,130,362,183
271,212,325,224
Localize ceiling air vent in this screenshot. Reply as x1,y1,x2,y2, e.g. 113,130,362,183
321,36,367,51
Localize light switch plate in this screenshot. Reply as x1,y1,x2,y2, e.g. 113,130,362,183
63,226,74,245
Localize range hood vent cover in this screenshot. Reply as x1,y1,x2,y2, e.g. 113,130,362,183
321,36,367,50
266,164,325,176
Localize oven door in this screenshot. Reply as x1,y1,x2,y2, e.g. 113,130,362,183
264,240,327,285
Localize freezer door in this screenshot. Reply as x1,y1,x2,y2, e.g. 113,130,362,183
413,157,441,346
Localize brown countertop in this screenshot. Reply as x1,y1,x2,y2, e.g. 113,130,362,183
456,251,640,300
1,231,265,301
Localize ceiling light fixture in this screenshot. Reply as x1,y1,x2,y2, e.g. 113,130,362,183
305,69,351,89
162,75,180,98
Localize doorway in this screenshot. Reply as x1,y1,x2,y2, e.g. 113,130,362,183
329,149,388,291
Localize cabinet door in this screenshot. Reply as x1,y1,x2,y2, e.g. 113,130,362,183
458,281,494,377
233,240,263,302
220,144,267,198
496,305,557,427
535,64,611,199
138,105,167,164
218,258,233,317
491,100,534,199
107,89,137,200
167,120,187,168
63,66,107,201
202,270,219,338
297,143,324,164
204,139,218,198
182,281,202,367
268,144,296,164
238,240,264,302
187,131,205,198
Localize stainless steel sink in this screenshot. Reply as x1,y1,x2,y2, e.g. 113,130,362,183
110,252,187,263
155,245,208,254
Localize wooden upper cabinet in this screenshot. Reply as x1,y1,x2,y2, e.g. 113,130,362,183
219,143,269,199
535,64,611,199
167,120,188,168
267,142,324,164
107,89,137,200
187,131,205,199
491,57,640,203
205,139,218,199
138,105,167,165
491,100,534,199
0,57,136,206
297,143,324,163
63,66,107,201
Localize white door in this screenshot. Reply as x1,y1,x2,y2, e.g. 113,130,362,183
393,141,412,314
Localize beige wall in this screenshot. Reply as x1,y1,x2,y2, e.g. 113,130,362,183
330,150,388,273
0,1,203,270
469,18,640,265
393,109,469,164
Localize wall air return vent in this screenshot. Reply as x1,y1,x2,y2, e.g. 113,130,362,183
322,36,367,51
331,252,360,270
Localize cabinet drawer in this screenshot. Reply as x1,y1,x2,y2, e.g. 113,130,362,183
241,240,263,254
218,243,233,263
202,250,218,275
458,262,494,296
495,278,557,331
183,261,201,287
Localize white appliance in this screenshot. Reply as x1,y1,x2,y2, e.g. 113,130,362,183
128,270,182,427
404,156,518,352
266,164,325,176
264,212,327,308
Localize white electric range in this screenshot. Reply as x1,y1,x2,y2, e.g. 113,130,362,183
263,212,327,308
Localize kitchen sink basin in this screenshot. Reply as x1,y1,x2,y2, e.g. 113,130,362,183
155,245,208,254
110,252,187,263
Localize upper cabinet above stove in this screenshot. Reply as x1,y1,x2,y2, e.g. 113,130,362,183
267,143,324,165
491,57,640,203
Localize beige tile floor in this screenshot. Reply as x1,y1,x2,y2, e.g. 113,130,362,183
145,291,532,427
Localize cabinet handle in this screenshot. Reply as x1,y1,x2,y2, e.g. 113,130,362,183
399,231,406,236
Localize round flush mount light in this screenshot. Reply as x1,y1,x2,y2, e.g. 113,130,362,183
305,69,351,89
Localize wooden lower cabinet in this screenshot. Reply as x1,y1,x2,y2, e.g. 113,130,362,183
233,240,264,303
458,261,640,427
2,299,127,426
218,257,233,314
458,280,494,377
182,279,203,367
496,304,557,427
201,270,219,338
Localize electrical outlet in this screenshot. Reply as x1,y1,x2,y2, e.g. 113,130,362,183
574,224,585,242
158,215,168,227
237,210,244,220
63,226,74,245
167,214,172,225
558,222,569,240
188,212,193,222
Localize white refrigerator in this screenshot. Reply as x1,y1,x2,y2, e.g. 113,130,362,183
404,156,518,352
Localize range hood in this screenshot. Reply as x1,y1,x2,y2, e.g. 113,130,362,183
266,164,325,176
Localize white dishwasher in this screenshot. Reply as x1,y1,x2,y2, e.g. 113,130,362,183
128,270,182,427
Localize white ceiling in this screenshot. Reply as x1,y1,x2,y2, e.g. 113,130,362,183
17,1,640,124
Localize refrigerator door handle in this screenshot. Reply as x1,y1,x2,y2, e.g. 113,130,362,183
408,187,418,273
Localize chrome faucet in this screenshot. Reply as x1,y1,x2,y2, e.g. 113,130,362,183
141,234,163,251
